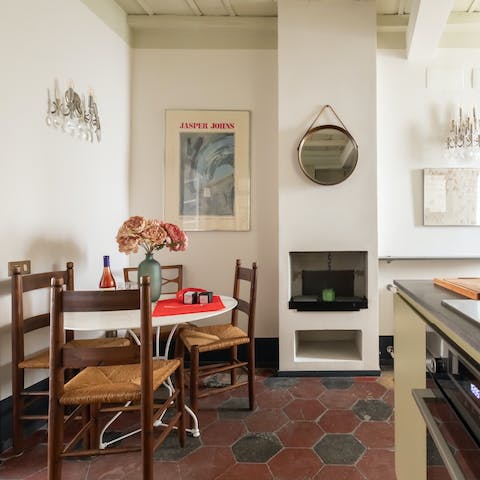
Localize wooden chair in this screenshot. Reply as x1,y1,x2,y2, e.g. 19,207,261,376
11,262,130,454
124,265,184,354
47,276,185,480
123,264,183,293
176,259,258,416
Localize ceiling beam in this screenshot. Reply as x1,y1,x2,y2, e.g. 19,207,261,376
406,0,454,60
467,0,480,13
221,0,237,16
135,0,154,16
184,0,203,16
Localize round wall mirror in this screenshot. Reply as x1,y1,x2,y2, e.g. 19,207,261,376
297,124,358,185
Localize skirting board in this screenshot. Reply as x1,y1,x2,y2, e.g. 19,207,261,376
277,370,381,377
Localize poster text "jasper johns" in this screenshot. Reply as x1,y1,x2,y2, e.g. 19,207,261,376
178,122,235,129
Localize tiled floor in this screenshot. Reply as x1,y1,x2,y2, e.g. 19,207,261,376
0,369,396,480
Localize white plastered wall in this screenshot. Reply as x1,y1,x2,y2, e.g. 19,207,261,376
378,49,480,335
0,0,130,400
129,49,278,338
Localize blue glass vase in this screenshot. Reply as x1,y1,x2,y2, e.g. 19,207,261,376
138,252,162,301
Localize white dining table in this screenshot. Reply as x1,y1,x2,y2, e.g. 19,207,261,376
63,294,237,441
64,294,237,333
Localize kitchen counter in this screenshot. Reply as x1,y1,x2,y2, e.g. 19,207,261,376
392,279,480,480
393,279,480,365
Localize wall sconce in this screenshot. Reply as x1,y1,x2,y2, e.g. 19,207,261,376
46,80,101,142
446,106,479,152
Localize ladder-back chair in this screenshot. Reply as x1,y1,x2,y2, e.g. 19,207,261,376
47,276,185,480
176,259,258,416
11,262,130,454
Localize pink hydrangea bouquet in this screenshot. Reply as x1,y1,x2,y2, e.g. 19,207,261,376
116,216,188,254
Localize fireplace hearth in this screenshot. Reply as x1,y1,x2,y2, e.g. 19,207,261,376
289,251,368,311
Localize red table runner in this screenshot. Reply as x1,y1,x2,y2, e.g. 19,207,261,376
153,296,225,316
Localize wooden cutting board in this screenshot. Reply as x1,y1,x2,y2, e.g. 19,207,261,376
434,277,480,299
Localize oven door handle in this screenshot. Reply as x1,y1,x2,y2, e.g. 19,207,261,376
412,389,467,480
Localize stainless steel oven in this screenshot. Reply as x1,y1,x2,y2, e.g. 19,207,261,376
413,329,480,480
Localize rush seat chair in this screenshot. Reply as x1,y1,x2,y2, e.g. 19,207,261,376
176,259,258,416
11,262,130,454
47,275,185,480
124,265,184,355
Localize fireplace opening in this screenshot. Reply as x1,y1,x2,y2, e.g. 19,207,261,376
289,251,368,311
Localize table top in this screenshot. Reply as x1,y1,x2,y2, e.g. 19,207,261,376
64,295,237,331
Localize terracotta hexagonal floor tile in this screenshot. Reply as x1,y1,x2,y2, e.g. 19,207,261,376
193,409,218,431
318,409,360,433
349,381,387,399
26,463,90,480
179,446,235,480
87,451,143,479
256,388,293,409
268,448,324,480
356,448,395,480
288,377,326,398
283,398,326,421
320,389,359,409
197,390,232,409
355,421,394,449
314,465,366,480
152,462,182,480
215,463,274,480
201,419,246,446
276,421,324,447
383,389,394,408
244,408,289,433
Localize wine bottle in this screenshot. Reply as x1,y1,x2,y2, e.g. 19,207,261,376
99,255,116,290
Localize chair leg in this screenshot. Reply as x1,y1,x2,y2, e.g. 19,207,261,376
230,345,237,386
247,341,255,410
81,406,90,450
176,361,186,447
47,397,63,480
89,404,99,449
189,345,200,424
11,365,27,454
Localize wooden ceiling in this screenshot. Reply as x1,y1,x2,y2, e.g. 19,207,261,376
113,0,480,17
113,0,480,54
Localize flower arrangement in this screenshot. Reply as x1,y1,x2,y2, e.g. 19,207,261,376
116,216,188,255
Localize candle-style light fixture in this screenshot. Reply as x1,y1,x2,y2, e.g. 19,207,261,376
446,106,479,151
45,80,101,142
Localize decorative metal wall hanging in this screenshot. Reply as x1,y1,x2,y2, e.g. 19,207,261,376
46,80,101,143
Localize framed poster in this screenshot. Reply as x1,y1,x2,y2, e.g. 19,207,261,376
165,110,250,231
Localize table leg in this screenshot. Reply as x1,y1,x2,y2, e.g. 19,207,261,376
125,325,201,438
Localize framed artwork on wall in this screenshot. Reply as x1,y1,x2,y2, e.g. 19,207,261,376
424,168,480,226
164,110,250,231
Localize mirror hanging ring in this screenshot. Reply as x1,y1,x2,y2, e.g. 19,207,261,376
297,105,358,186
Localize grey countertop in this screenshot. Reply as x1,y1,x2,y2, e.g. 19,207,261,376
393,279,480,362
